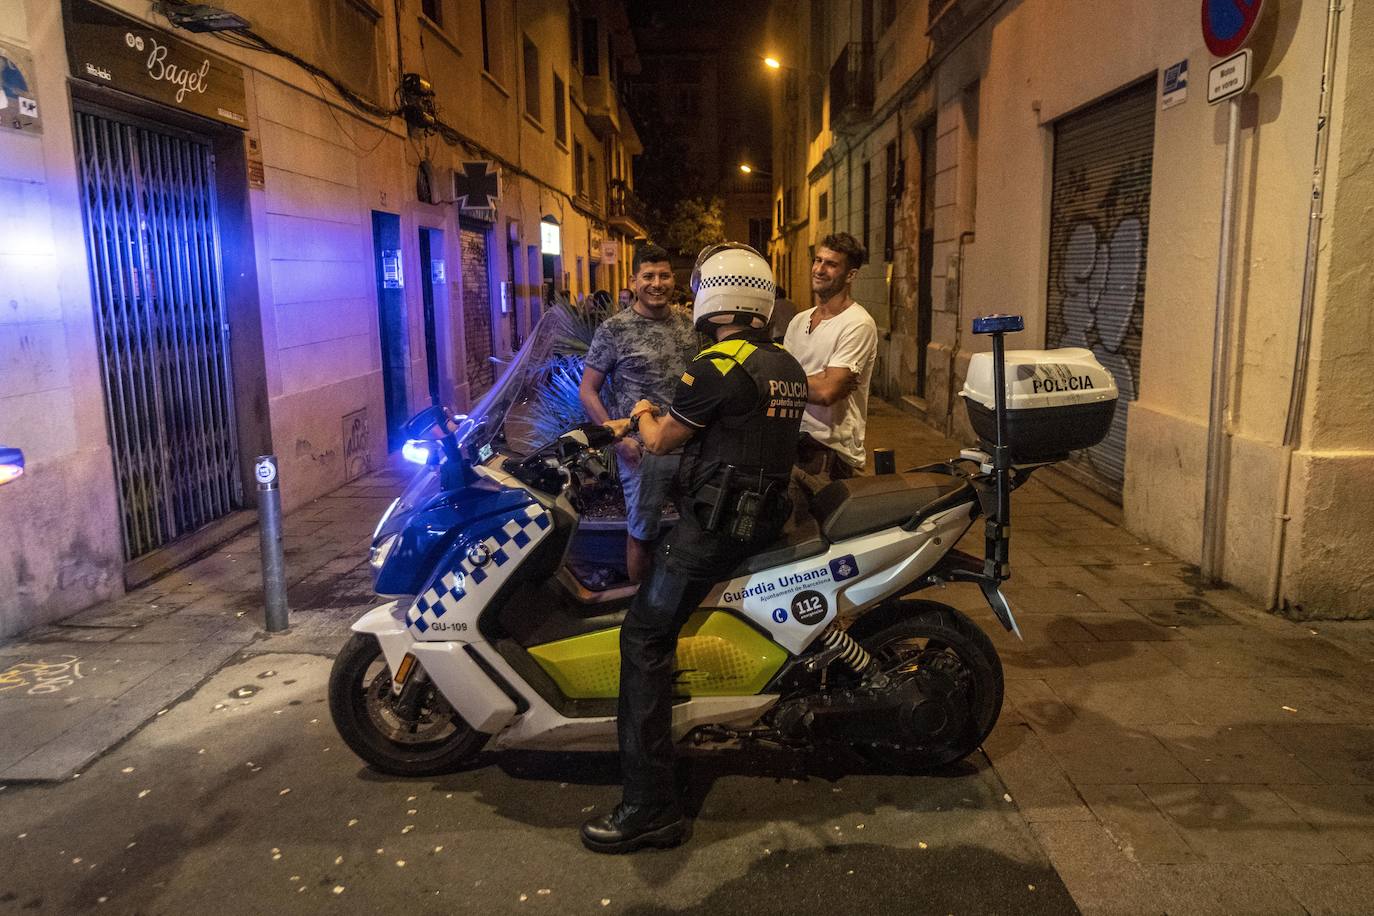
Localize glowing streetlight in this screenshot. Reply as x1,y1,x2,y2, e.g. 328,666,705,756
739,163,754,174
763,56,782,70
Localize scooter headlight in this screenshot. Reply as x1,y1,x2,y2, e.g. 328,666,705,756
402,439,438,465
369,533,400,573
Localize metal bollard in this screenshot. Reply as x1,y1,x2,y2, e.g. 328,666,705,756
873,448,896,475
254,455,289,633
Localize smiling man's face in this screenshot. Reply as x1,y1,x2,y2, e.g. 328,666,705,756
811,246,856,300
631,260,675,314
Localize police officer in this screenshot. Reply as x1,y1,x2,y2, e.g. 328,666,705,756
581,244,808,854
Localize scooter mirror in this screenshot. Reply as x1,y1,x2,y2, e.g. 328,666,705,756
402,405,451,440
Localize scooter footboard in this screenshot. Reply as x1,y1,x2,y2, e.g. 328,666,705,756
351,603,517,734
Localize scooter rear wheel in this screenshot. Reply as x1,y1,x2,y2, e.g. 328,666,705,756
852,602,1004,772
329,634,487,776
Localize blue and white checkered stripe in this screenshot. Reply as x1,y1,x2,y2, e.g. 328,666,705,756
405,503,551,635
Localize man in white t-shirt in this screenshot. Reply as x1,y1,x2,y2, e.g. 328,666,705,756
782,232,878,492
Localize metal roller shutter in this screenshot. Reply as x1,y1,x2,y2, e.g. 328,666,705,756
460,219,496,399
74,107,243,560
1046,78,1156,500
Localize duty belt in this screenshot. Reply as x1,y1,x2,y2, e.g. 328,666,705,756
694,464,785,540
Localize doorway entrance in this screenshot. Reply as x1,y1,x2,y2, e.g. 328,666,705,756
371,211,408,450
73,105,243,561
1046,79,1156,499
916,121,936,399
459,218,496,399
418,226,447,404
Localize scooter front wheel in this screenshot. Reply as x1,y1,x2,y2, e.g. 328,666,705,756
329,634,487,776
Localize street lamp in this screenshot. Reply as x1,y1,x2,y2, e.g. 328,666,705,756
759,54,823,80
739,163,771,176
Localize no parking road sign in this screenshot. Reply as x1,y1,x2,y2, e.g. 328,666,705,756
1202,0,1264,58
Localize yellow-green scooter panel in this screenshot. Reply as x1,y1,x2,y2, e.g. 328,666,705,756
526,610,788,698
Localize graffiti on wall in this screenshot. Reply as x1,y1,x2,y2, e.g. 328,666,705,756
342,408,372,482
1047,149,1152,487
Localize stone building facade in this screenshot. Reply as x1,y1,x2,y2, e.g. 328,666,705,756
0,0,646,636
768,0,1373,618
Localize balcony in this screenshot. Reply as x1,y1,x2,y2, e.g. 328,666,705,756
927,0,1002,45
583,73,618,139
728,174,772,195
829,42,874,132
607,181,649,239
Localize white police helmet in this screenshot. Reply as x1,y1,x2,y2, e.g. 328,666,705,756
689,242,774,333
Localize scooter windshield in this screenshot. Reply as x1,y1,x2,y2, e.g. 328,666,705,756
463,295,616,459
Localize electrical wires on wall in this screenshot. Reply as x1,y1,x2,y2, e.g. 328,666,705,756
154,1,605,220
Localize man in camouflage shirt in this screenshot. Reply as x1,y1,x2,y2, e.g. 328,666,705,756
580,243,700,582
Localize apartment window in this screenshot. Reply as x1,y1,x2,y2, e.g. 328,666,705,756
883,140,898,262
479,0,491,72
553,73,567,144
748,218,771,254
862,160,872,253
878,0,897,32
569,3,580,69
818,190,829,221
574,139,586,196
523,36,540,121
421,0,442,26
961,81,980,230
582,18,600,75
808,0,825,135
306,0,383,101
588,152,598,204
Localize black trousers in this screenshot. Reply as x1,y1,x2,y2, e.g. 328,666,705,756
616,501,781,807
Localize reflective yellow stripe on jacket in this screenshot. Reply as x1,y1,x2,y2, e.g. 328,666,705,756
697,338,759,376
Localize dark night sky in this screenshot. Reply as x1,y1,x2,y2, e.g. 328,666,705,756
627,0,769,38
626,0,774,180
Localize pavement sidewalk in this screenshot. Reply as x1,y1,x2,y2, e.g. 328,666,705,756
877,401,1374,914
2,400,1372,913
0,462,406,781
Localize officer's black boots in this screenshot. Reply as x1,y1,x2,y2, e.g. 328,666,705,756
580,803,688,854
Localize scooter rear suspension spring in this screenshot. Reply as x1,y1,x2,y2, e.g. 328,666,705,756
819,626,873,676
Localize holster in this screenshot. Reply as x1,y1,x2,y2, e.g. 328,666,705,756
692,466,788,541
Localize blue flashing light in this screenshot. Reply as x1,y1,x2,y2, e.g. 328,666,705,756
972,314,1025,335
402,439,436,465
0,446,24,486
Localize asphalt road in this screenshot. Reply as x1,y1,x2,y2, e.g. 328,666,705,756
0,652,1076,915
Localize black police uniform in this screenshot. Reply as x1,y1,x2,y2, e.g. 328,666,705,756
616,327,808,810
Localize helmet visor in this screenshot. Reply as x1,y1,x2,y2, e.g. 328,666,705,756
690,241,762,293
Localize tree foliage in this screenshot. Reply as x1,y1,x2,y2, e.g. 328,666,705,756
662,196,725,257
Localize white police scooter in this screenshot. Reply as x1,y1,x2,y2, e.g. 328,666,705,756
329,316,1118,776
